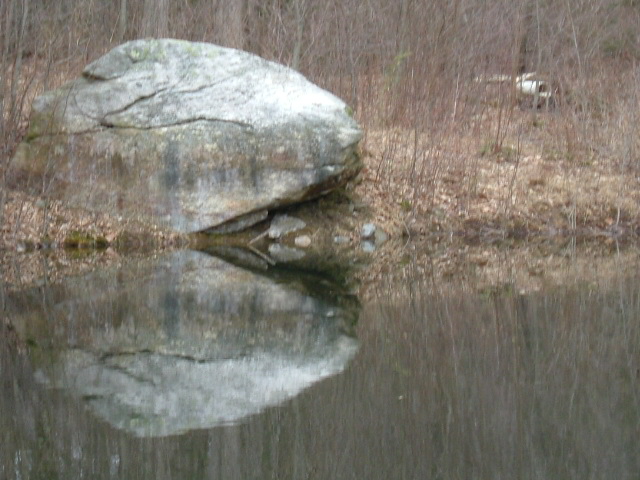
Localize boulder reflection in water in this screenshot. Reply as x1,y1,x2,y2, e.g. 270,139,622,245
8,250,358,437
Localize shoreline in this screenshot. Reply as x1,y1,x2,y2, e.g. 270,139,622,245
3,108,640,291
2,178,639,293
1,175,637,262
3,226,639,303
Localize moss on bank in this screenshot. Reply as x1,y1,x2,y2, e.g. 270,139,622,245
63,231,109,249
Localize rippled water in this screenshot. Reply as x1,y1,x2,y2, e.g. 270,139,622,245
1,249,639,479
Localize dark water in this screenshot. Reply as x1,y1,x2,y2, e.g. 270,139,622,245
1,250,639,479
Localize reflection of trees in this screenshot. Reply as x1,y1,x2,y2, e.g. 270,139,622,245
2,269,639,478
346,277,640,479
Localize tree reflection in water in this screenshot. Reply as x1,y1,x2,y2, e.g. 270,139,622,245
1,255,639,479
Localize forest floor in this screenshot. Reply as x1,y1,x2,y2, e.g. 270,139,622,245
2,106,640,292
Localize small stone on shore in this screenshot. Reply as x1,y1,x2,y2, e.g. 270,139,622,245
294,235,312,248
361,223,376,239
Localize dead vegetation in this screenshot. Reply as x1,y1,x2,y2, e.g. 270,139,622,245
0,190,184,253
358,106,640,241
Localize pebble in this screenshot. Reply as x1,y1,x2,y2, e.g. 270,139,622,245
361,241,376,253
268,244,305,262
361,223,376,239
294,235,311,248
374,229,389,245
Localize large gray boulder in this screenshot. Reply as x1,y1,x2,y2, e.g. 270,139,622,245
11,39,362,233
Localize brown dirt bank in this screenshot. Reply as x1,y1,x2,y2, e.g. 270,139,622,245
357,109,640,242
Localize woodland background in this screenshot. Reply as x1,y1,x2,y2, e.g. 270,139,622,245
2,0,640,235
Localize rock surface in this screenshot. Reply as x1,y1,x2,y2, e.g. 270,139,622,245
11,39,362,233
361,223,376,239
294,235,312,248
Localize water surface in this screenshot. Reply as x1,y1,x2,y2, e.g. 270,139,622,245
1,249,638,479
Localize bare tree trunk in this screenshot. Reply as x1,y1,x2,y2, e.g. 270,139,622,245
398,0,411,54
291,0,307,71
1,0,29,226
214,0,246,49
9,0,28,131
141,0,169,38
117,0,128,42
516,0,535,75
243,0,269,56
509,0,530,108
0,0,16,145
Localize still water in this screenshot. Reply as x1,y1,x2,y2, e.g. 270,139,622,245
1,249,639,479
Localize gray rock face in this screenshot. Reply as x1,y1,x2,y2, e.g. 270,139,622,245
11,39,363,233
7,250,359,437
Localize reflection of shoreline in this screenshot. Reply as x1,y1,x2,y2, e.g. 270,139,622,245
7,250,360,437
358,239,640,301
